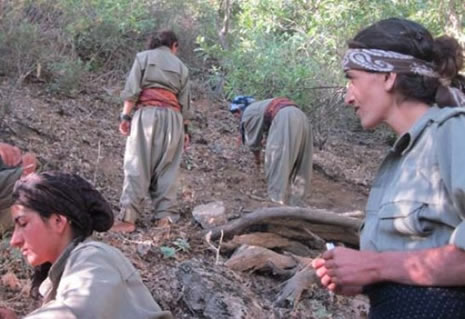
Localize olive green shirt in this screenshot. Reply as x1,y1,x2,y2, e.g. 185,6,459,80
0,157,22,210
241,99,313,204
241,99,273,151
361,106,465,252
26,240,173,319
121,46,191,120
0,157,22,232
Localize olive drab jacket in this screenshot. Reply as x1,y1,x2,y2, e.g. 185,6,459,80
0,157,22,232
121,46,191,120
25,240,173,319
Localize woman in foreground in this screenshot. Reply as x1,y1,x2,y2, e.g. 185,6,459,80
313,18,465,318
0,171,172,319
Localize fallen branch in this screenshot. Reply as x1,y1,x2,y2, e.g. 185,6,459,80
222,232,314,256
208,206,362,244
274,266,317,308
205,230,224,265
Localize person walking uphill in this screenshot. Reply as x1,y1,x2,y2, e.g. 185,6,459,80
312,18,465,319
230,96,313,205
113,30,191,233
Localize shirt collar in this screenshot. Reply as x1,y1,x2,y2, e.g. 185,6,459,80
391,106,441,155
39,238,85,300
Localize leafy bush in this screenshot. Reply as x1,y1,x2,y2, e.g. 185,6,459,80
0,19,45,80
195,0,464,141
47,58,89,95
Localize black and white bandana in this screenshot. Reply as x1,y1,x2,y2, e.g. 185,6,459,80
342,49,438,77
342,48,465,107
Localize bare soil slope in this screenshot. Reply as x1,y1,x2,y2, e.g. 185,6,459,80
0,79,389,318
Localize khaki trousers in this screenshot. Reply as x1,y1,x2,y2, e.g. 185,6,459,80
119,107,184,223
265,107,313,205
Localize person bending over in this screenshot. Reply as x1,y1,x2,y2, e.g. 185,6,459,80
230,96,313,205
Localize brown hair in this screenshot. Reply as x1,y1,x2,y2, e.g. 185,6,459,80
146,29,178,50
348,18,464,106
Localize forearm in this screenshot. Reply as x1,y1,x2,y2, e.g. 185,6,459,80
379,244,465,286
122,100,136,115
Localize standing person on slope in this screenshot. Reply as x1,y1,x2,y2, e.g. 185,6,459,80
113,30,191,233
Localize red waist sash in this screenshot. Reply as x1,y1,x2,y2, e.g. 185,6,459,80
263,97,297,130
137,88,181,112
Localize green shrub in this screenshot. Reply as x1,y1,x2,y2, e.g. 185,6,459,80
47,58,89,96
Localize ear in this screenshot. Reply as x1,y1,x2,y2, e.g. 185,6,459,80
49,213,70,234
170,42,178,53
384,72,397,92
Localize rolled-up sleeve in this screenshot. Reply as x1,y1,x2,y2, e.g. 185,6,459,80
436,114,465,249
120,56,143,102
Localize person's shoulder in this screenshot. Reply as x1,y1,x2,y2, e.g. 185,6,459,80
433,106,465,126
135,49,156,61
70,240,136,275
72,240,125,261
251,99,273,109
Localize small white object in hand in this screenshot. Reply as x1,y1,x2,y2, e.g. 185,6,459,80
326,242,335,250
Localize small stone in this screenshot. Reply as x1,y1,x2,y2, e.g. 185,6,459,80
136,240,152,256
192,201,227,229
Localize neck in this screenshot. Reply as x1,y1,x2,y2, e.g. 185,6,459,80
50,231,75,264
384,99,430,136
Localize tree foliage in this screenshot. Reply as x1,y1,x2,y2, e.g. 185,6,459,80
197,0,464,109
0,0,463,102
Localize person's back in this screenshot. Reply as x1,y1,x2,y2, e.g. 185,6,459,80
239,97,313,204
123,46,190,113
114,30,191,233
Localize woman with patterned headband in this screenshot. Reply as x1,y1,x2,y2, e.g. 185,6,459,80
312,18,465,318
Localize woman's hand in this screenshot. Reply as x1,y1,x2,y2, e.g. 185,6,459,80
21,152,37,176
119,120,131,136
312,247,381,295
0,307,17,319
0,143,22,167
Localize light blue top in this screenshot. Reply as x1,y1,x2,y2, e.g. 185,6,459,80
361,106,465,251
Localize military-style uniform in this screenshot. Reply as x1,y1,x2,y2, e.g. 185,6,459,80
361,107,465,252
361,107,465,319
25,240,173,319
0,157,22,233
119,46,190,223
241,99,313,204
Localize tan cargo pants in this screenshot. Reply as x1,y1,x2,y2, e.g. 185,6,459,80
119,107,184,224
265,107,313,205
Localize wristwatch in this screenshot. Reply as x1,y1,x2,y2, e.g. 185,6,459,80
119,113,132,122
